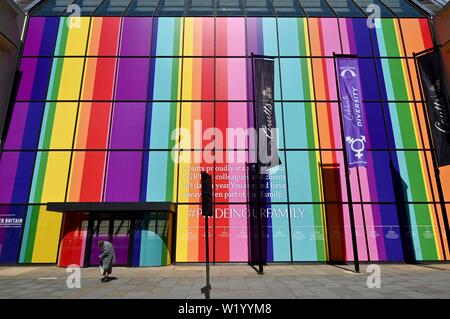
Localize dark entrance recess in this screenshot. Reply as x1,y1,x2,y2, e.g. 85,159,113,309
88,214,132,267
48,202,176,267
320,164,347,263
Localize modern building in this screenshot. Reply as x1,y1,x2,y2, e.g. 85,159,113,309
0,0,25,145
0,0,449,267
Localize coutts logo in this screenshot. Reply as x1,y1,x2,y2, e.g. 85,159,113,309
433,99,450,134
262,103,274,139
429,82,450,134
261,87,274,140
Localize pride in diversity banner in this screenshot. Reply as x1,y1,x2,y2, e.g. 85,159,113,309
336,58,367,167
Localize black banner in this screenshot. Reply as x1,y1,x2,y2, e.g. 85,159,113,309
253,59,280,170
417,50,450,167
201,171,213,217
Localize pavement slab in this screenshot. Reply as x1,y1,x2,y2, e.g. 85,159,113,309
0,264,448,299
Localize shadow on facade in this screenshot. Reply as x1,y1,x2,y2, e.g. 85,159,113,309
247,163,269,267
390,160,416,264
321,164,347,264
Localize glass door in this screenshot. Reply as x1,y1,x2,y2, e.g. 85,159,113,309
89,218,110,266
111,219,131,266
88,215,132,266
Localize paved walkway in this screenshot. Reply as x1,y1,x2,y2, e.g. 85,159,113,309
0,264,449,299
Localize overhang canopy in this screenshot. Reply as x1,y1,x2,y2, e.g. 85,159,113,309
46,202,176,213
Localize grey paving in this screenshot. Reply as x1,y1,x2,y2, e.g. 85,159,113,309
0,264,449,299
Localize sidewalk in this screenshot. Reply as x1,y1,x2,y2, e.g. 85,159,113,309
0,264,449,299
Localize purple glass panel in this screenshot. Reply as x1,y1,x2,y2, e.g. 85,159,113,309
109,103,146,149
119,17,152,56
246,19,263,113
104,152,142,202
114,58,149,100
0,152,36,203
3,103,45,150
111,236,130,265
16,59,36,100
23,17,59,56
111,219,130,265
358,59,380,101
23,18,45,56
246,18,264,55
3,103,29,149
0,153,20,203
348,18,373,57
16,58,52,101
364,103,388,149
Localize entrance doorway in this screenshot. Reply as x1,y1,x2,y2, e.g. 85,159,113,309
52,202,177,267
87,214,132,266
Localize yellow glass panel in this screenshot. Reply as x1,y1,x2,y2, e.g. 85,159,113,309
49,102,78,149
175,205,189,262
181,59,193,100
32,206,63,263
179,102,192,149
57,58,84,100
177,152,202,203
183,18,195,56
40,151,71,203
64,17,90,56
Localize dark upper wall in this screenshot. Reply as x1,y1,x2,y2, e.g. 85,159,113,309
0,0,25,145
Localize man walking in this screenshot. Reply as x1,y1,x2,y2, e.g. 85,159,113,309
98,240,116,282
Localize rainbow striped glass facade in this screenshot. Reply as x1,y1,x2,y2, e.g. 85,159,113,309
0,15,449,266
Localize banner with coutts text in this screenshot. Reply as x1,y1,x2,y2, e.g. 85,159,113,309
417,50,450,167
254,59,280,170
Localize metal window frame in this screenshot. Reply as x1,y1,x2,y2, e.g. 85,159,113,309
29,0,431,17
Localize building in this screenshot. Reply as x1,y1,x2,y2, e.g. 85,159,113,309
0,0,24,146
0,0,449,267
